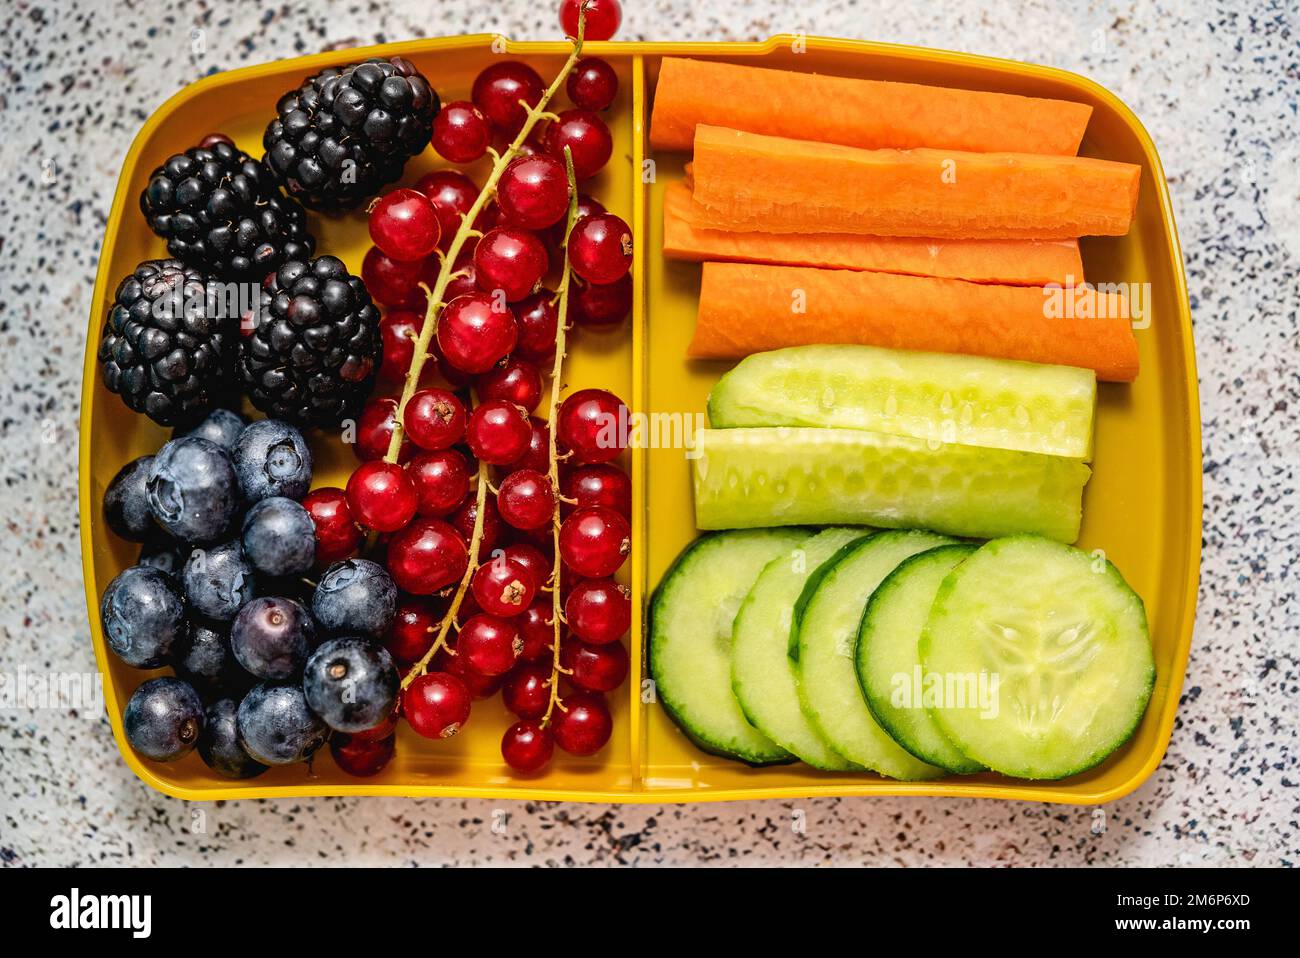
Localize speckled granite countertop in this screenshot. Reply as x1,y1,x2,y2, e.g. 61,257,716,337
1,0,1296,867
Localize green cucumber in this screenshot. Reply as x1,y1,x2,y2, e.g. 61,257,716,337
692,427,1090,543
920,536,1154,780
795,529,956,780
708,345,1096,459
648,528,809,765
731,527,873,770
855,544,985,773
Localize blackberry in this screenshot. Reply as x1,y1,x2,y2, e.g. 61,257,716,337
97,259,236,426
263,57,439,211
240,256,382,427
140,137,315,280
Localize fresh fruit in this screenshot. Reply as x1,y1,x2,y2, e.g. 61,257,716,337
331,732,396,776
242,497,316,576
564,578,630,644
369,188,441,261
502,662,552,719
436,293,518,374
501,720,553,771
544,109,613,179
140,139,314,279
415,170,479,246
511,292,559,362
450,495,504,554
504,417,551,473
100,565,187,670
432,100,492,163
146,436,243,545
475,359,543,412
558,507,629,577
503,543,551,584
566,57,618,111
385,596,440,663
691,427,1090,542
138,535,188,577
551,690,612,756
568,212,632,284
182,540,256,621
302,487,361,563
303,636,400,732
173,622,246,695
263,57,439,210
403,388,467,451
236,682,329,765
363,247,434,310
124,677,205,762
472,61,545,135
466,399,532,465
103,456,157,542
97,259,236,426
570,273,631,327
497,154,570,230
404,672,471,738
557,388,626,464
240,256,383,427
471,556,537,617
408,449,472,517
386,518,469,594
560,0,621,41
229,595,316,680
378,311,421,382
474,227,549,301
457,614,522,676
231,419,314,503
355,398,411,462
562,637,628,692
517,600,555,661
347,460,418,532
496,470,555,531
198,698,268,779
311,558,397,638
560,463,630,518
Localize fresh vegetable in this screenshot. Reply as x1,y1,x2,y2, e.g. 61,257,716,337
707,344,1097,459
649,58,1093,156
689,126,1141,239
689,262,1139,382
920,536,1154,779
648,529,809,764
731,527,872,770
855,544,985,773
662,182,1083,286
794,530,955,779
692,427,1090,542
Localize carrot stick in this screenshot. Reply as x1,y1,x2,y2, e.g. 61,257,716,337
662,181,1083,286
691,126,1141,240
650,58,1093,156
688,262,1139,382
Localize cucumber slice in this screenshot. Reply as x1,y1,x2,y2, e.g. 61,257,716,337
795,529,956,779
920,536,1154,780
693,427,1090,543
856,544,985,773
649,528,810,764
732,527,873,770
708,345,1096,459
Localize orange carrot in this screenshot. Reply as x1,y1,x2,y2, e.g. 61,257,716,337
650,58,1093,156
688,262,1139,382
690,126,1141,240
661,181,1083,286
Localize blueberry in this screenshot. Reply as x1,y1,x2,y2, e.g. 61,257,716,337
138,533,186,578
123,677,204,762
198,697,268,779
101,565,187,668
147,436,241,544
230,595,316,679
236,682,328,765
103,456,157,542
242,496,315,576
181,408,247,451
303,636,399,732
232,419,312,503
312,558,396,638
173,619,254,695
182,540,256,621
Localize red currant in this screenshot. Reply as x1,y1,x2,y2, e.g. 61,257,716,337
474,227,549,302
561,463,631,518
503,543,551,585
432,100,492,163
551,690,612,756
450,495,504,554
457,614,522,676
503,416,551,473
557,388,627,464
355,398,411,463
567,57,619,111
517,600,556,661
385,595,440,664
436,637,503,698
496,469,555,530
559,507,630,577
472,555,538,617
347,460,418,532
475,358,543,412
199,132,234,150
351,705,400,742
571,273,632,327
442,249,481,303
543,194,605,266
466,399,532,464
405,672,471,739
436,293,518,374
387,518,469,594
560,0,621,41
407,449,471,517
369,188,441,262
569,212,632,284
331,732,396,776
471,61,544,136
502,662,552,720
302,487,361,564
414,169,478,248
544,109,612,180
565,577,631,644
502,720,554,772
498,153,570,230
362,246,433,310
403,388,467,451
378,310,420,382
512,292,560,363
562,637,629,692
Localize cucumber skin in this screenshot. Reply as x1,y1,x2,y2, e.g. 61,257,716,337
920,535,1155,780
854,544,986,774
648,530,807,767
787,533,878,661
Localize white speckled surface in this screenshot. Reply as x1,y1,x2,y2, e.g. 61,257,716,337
1,0,1297,867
